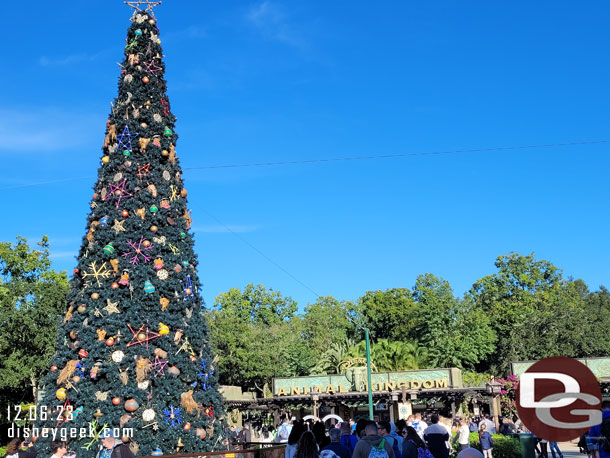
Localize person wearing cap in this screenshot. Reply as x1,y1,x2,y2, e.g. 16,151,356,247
96,430,135,458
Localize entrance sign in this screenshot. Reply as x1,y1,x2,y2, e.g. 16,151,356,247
272,368,462,397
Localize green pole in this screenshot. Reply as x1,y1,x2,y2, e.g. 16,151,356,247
365,327,374,420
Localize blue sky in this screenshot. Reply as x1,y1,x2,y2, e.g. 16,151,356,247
1,0,609,308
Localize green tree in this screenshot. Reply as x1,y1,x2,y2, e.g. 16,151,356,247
36,9,225,456
207,284,301,390
469,252,585,373
0,236,69,402
357,288,416,340
344,339,428,372
300,296,357,357
411,273,495,369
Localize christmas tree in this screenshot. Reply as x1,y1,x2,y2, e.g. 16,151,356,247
35,3,225,456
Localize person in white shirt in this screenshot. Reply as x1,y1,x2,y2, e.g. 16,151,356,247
452,418,470,451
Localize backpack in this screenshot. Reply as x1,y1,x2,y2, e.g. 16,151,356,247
392,438,402,458
600,416,610,452
408,439,434,458
368,439,389,458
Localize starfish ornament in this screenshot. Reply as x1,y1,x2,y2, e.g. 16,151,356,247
104,299,120,315
113,219,126,234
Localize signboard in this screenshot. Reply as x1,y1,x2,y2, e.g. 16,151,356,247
272,368,462,396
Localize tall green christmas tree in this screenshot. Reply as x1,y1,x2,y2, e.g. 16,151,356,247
35,2,225,456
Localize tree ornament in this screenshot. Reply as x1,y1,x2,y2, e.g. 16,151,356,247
117,125,138,155
104,298,120,314
56,388,67,400
124,399,139,412
163,127,173,137
102,156,110,164
182,275,194,300
82,261,112,286
111,282,119,289
99,215,109,227
139,137,151,151
142,409,156,422
142,239,151,247
149,205,158,213
157,269,168,280
103,243,115,255
113,219,126,234
112,397,121,406
160,297,170,311
51,365,58,372
112,350,125,363
196,428,206,440
96,329,107,341
135,29,143,36
181,188,187,198
144,280,156,293
153,258,164,270
183,422,191,431
150,225,159,233
142,76,150,84
163,406,182,427
127,324,161,347
123,237,153,264
121,210,129,217
119,271,130,286
106,337,115,347
110,258,120,273
91,292,100,300
160,199,170,209
151,450,162,457
79,349,88,358
158,322,169,335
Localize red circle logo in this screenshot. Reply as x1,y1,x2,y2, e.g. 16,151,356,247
516,356,602,441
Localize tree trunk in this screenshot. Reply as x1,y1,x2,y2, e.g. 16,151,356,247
31,374,37,402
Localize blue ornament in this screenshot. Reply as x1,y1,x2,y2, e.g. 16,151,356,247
144,280,156,294
162,406,182,427
99,215,109,227
135,29,143,36
151,449,162,456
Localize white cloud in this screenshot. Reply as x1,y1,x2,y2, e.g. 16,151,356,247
246,1,305,48
192,224,260,233
49,251,77,260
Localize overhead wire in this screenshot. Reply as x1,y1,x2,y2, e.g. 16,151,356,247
0,139,608,191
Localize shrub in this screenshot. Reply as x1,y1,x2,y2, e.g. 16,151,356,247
468,432,521,458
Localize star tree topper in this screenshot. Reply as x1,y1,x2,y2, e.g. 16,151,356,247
125,1,162,19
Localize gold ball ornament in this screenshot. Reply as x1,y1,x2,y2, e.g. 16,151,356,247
102,156,110,164
142,240,151,248
140,122,148,128
91,293,100,300
77,304,86,312
149,19,155,25
56,388,67,401
150,225,158,233
161,149,169,157
138,333,147,341
181,188,188,198
196,428,206,440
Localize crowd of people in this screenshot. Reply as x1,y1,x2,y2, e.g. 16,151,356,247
230,413,527,458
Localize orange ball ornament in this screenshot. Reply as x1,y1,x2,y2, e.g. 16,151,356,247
106,337,115,347
111,282,119,289
112,397,121,406
122,210,129,217
183,422,191,431
91,292,99,300
142,76,150,84
181,188,188,198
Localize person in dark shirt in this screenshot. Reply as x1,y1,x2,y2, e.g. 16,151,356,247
423,414,450,458
402,426,428,458
322,428,351,458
